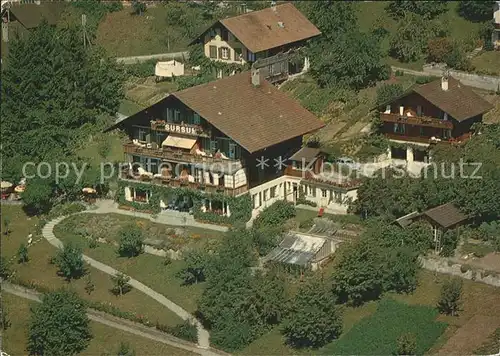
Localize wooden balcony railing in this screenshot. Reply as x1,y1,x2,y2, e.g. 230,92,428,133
284,166,361,189
380,113,453,129
385,132,473,144
123,143,241,165
120,168,248,197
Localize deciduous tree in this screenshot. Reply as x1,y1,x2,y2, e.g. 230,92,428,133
376,83,405,106
281,277,343,348
437,278,463,316
28,289,92,356
458,0,495,22
117,225,144,257
17,243,29,264
53,243,86,281
387,1,449,19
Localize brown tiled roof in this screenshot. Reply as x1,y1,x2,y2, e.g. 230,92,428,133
173,72,324,153
423,203,469,229
10,3,65,29
289,147,321,163
210,3,321,53
413,77,493,122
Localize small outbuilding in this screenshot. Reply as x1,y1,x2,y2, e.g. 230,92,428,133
262,231,337,271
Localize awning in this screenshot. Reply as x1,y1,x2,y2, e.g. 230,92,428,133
162,134,197,150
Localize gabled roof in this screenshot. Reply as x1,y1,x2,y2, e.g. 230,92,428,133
9,2,65,29
193,3,321,53
171,72,324,153
106,72,325,153
376,77,493,122
423,203,469,229
412,78,493,122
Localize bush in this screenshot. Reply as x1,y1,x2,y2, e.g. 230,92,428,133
110,272,132,296
254,201,296,229
176,248,209,285
116,342,135,356
396,332,417,355
299,217,315,230
427,37,454,63
124,59,157,78
156,320,198,343
415,76,436,84
17,243,29,264
53,243,86,281
437,278,463,316
376,83,404,106
117,225,144,257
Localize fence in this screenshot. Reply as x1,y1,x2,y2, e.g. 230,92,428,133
391,64,500,92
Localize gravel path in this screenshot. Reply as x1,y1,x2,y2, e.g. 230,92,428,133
41,200,217,349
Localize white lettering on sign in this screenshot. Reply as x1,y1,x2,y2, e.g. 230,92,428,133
164,124,198,136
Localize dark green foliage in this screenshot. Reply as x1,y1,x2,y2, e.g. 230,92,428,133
177,248,210,285
305,1,388,89
1,23,124,181
281,277,342,349
376,83,404,106
389,12,446,62
123,59,157,78
17,243,29,264
325,299,447,355
117,225,144,257
458,1,495,22
117,342,135,356
28,289,92,356
437,278,463,316
70,0,123,38
250,225,283,256
85,275,95,295
53,243,86,281
131,0,146,15
253,201,296,229
387,1,449,19
110,272,132,296
415,75,436,84
156,320,198,343
397,332,417,355
332,222,422,304
439,230,459,257
22,178,54,215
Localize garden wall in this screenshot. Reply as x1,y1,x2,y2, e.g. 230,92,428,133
391,65,500,92
420,256,500,287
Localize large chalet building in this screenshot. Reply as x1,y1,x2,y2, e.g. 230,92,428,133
378,75,493,164
107,71,360,221
190,3,321,82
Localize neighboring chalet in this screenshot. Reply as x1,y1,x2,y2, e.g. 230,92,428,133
190,3,321,82
377,75,493,164
493,1,500,49
1,1,64,42
106,71,360,221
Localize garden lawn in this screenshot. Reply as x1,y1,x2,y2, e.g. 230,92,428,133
53,213,225,312
356,1,484,71
471,51,500,76
323,299,447,355
1,206,183,327
1,293,193,356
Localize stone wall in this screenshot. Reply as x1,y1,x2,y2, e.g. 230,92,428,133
391,64,500,92
420,256,500,287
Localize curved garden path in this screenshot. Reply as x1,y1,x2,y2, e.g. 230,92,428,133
41,200,226,352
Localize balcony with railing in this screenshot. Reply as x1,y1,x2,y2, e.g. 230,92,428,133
380,113,453,129
284,166,362,190
123,142,242,165
385,132,473,145
120,167,248,197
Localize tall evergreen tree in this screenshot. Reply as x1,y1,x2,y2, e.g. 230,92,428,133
1,22,124,181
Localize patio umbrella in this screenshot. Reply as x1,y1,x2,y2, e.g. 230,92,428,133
1,181,13,190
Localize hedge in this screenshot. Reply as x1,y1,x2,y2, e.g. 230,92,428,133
116,180,252,226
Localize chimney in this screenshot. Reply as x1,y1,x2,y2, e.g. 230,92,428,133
252,68,261,87
441,73,449,91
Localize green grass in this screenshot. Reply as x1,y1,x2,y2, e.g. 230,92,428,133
1,292,194,356
118,99,144,116
471,51,500,76
1,205,184,327
54,213,225,312
323,299,447,355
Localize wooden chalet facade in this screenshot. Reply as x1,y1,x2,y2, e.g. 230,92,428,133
106,71,324,216
378,76,493,162
190,3,321,83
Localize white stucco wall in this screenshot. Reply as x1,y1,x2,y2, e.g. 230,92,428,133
203,29,248,65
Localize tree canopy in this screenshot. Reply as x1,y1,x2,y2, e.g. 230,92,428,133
386,1,449,20
457,1,495,22
28,289,92,356
1,23,124,181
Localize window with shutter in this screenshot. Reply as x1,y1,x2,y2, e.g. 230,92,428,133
209,45,217,59
220,47,229,60
193,113,200,125
218,47,222,59
234,48,242,61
